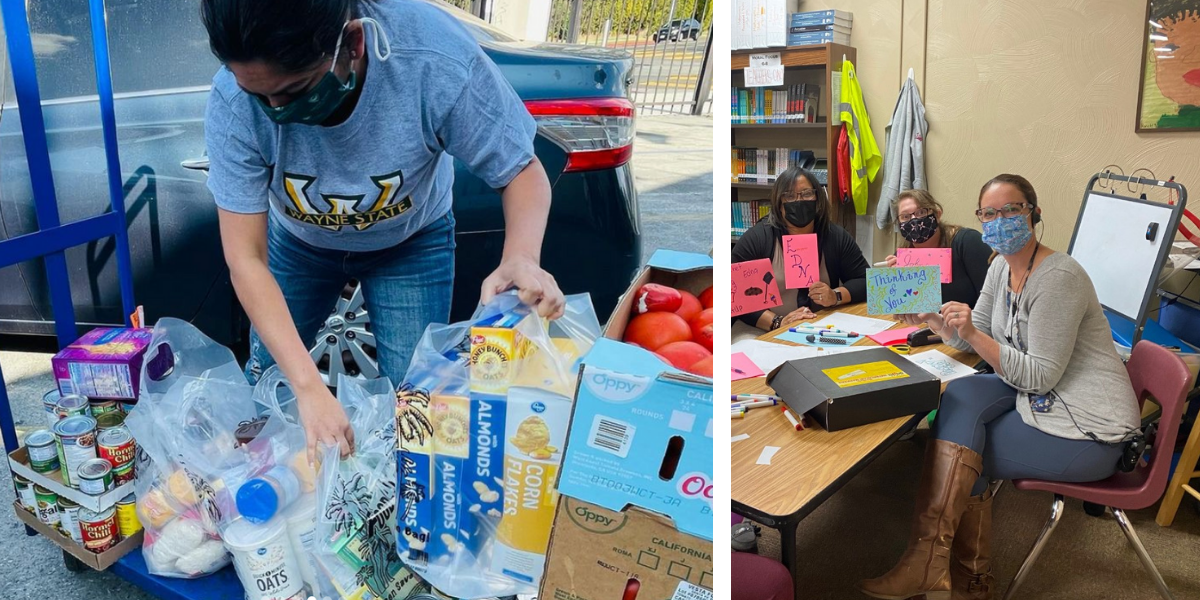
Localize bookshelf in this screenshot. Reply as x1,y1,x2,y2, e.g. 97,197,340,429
731,43,857,244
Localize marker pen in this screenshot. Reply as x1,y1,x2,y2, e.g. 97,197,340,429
731,399,777,410
782,406,803,430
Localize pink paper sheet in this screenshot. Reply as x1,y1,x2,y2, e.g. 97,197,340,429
731,352,765,381
782,234,819,289
897,248,952,283
867,326,920,346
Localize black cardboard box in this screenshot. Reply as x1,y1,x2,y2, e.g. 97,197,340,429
767,347,940,431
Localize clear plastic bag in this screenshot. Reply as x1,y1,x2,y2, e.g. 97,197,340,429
309,374,431,600
396,292,599,599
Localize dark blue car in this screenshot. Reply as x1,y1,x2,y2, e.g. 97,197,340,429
0,0,640,385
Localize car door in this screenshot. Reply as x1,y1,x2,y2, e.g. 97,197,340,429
0,0,223,333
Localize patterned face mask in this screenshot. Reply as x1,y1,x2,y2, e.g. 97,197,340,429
982,213,1033,255
899,213,938,244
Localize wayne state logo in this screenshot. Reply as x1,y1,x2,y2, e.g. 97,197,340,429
282,170,412,231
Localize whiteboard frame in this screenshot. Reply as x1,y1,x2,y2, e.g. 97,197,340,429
1066,173,1188,347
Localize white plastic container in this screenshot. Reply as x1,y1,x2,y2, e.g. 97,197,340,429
284,493,318,592
223,516,305,600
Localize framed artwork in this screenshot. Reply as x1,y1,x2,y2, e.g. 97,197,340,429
1138,1,1200,131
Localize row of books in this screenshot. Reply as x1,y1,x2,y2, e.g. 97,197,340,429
732,148,806,184
732,85,820,124
732,7,852,51
732,200,772,236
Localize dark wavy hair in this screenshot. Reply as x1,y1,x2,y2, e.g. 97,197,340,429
768,166,830,234
200,0,372,72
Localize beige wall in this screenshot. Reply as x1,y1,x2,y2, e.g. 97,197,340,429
802,0,1200,262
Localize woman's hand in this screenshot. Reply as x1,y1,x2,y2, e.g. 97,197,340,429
481,255,565,319
940,302,976,341
885,255,898,267
296,383,354,465
896,313,924,326
808,281,837,308
916,312,946,336
780,307,816,328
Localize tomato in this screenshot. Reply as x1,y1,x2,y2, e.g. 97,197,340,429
632,283,683,314
698,286,713,309
624,312,691,351
687,355,713,378
655,341,712,371
689,308,713,351
675,291,703,322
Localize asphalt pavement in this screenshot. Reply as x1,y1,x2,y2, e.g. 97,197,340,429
0,113,712,599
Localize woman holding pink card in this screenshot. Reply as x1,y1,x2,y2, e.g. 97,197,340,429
732,166,870,339
884,189,993,307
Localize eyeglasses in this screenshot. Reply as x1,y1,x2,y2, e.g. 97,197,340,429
781,189,818,202
975,202,1031,223
898,207,932,223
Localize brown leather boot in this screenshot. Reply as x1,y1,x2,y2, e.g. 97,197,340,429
950,487,995,600
857,439,983,600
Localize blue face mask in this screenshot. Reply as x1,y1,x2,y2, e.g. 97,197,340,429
981,213,1033,255
254,18,391,126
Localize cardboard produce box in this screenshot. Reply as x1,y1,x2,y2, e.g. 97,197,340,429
605,249,713,344
768,346,940,431
12,501,143,571
541,337,713,600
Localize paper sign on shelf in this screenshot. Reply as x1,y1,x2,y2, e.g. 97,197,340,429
897,248,953,283
732,258,782,317
744,52,784,87
867,267,942,315
782,234,818,289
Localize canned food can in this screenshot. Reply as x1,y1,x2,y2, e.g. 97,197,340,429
115,494,141,540
55,394,91,420
78,506,117,553
33,485,60,527
58,497,83,543
42,389,62,428
77,458,113,495
25,429,60,474
98,426,136,486
54,415,98,488
89,400,121,418
13,474,37,513
95,411,126,432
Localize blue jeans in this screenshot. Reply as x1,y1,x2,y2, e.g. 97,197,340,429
245,212,456,387
933,374,1124,495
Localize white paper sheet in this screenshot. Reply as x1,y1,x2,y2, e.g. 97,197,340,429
757,446,781,465
812,312,898,336
731,339,819,373
731,434,751,443
909,349,978,383
815,345,876,356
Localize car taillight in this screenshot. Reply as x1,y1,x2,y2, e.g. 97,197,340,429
524,98,635,173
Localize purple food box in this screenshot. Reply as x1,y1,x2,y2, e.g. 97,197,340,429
52,328,153,401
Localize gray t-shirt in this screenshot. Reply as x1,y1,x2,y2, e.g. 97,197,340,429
945,252,1140,443
204,0,536,251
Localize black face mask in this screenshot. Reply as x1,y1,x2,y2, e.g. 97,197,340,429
784,201,818,228
899,214,938,244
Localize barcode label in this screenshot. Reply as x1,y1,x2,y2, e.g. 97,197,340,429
57,379,75,396
673,581,713,600
588,415,635,458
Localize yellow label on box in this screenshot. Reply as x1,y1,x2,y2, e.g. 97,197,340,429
470,325,533,394
429,394,471,459
822,361,909,388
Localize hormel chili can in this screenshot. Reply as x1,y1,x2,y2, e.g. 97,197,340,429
78,506,117,553
98,426,136,487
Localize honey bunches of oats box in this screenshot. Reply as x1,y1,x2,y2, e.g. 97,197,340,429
469,312,533,395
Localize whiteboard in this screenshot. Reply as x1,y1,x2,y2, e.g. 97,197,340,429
1069,192,1174,320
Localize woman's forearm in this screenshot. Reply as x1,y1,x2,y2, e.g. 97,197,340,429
963,329,1004,376
229,259,325,394
499,157,551,262
756,310,777,331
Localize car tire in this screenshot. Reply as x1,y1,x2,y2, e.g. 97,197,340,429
311,280,380,389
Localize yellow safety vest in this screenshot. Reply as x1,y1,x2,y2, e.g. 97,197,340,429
838,61,881,215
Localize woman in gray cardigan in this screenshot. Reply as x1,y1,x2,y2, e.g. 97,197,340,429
859,174,1140,600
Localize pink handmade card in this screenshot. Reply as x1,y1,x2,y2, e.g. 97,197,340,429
897,248,952,283
732,258,782,317
731,353,765,381
867,326,920,346
782,234,819,289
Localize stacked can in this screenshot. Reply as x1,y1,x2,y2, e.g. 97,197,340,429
89,400,121,418
96,412,126,432
33,485,60,526
116,494,141,540
55,394,91,421
54,415,98,488
13,475,37,513
58,497,83,543
77,459,113,495
98,425,136,486
78,506,117,553
42,389,62,428
24,429,60,475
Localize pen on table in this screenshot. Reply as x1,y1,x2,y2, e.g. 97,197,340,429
803,330,858,339
731,399,777,410
782,406,804,430
733,393,781,402
873,260,890,267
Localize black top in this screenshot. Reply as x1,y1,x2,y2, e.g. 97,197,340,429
732,219,870,326
940,227,992,308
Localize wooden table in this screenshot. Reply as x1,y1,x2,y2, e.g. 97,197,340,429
732,303,977,579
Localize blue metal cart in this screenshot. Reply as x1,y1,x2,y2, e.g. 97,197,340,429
0,0,244,596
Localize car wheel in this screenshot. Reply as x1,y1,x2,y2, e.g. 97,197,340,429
311,280,379,389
